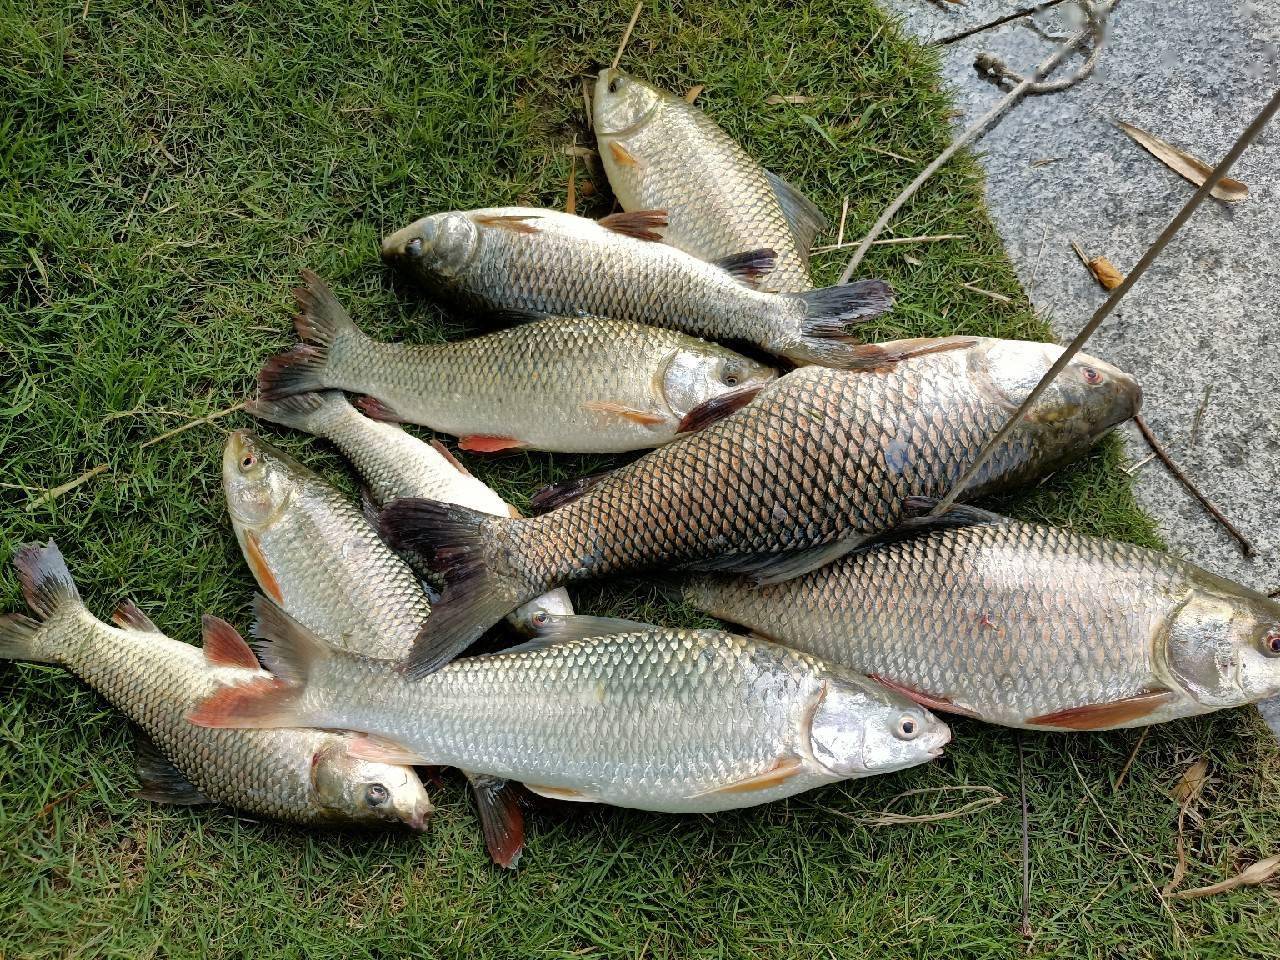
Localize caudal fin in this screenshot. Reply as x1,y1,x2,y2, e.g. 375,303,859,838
788,279,895,367
379,499,532,679
3,541,85,665
246,390,351,437
257,271,367,400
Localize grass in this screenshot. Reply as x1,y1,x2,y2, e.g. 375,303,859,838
1,1,1276,957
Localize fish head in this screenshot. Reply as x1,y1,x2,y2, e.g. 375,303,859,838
660,345,776,420
806,676,950,778
593,68,663,138
222,429,304,532
311,738,433,830
381,212,478,278
977,340,1142,445
1164,584,1280,709
508,588,576,635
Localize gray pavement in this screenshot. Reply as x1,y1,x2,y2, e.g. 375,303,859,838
880,0,1279,590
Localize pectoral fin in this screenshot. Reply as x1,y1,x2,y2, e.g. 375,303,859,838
692,756,804,798
582,400,668,426
134,731,210,806
347,734,430,766
243,531,284,604
458,435,529,453
523,783,600,803
1025,690,1176,730
867,674,981,719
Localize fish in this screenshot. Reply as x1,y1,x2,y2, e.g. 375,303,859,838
244,390,574,635
0,542,431,828
189,603,951,815
683,504,1280,732
593,68,824,294
379,208,892,368
222,429,432,661
379,335,1142,678
257,271,777,453
223,426,533,866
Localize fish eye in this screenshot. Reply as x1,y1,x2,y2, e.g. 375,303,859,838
365,783,389,807
1263,628,1280,657
608,77,620,94
239,453,256,472
721,362,742,387
1081,366,1104,385
405,237,422,257
894,714,920,740
531,610,549,627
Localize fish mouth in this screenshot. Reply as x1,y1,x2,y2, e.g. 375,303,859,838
405,809,430,832
380,224,420,261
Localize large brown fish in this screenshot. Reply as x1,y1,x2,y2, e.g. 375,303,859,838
258,272,775,453
684,505,1280,731
594,68,824,293
379,336,1142,677
0,542,430,828
380,207,891,368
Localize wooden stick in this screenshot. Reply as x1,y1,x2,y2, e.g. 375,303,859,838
929,86,1280,520
611,2,643,70
1133,414,1256,558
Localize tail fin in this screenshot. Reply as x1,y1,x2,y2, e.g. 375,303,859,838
789,279,895,366
14,541,81,619
0,614,56,664
185,594,325,729
246,390,351,437
257,271,367,400
379,499,533,679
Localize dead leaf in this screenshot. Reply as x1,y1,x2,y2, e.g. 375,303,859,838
765,94,813,105
1116,120,1248,202
1070,241,1126,291
1170,758,1209,805
684,84,704,104
1170,854,1280,900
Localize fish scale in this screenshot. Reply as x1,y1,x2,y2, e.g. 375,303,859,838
685,520,1280,730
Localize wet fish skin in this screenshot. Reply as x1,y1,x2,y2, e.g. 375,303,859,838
257,273,776,454
380,336,1142,677
593,68,822,293
245,391,574,633
0,542,430,828
191,606,950,813
222,430,432,660
684,513,1280,731
380,208,892,368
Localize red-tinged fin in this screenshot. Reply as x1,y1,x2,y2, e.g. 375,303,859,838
528,469,614,515
257,346,328,400
242,531,284,604
867,674,981,719
598,209,667,242
607,142,639,167
582,400,667,426
693,756,804,798
356,395,407,423
474,214,541,235
468,774,526,869
112,599,161,633
713,249,777,286
843,336,979,371
430,438,474,476
200,615,260,670
186,676,300,729
1025,690,1177,731
676,384,764,434
14,541,81,619
457,435,529,453
348,734,429,765
378,499,529,679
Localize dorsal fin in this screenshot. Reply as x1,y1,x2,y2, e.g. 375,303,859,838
765,170,826,255
847,499,1013,558
598,210,667,242
201,615,260,670
498,614,653,655
112,599,161,633
529,469,615,515
713,248,777,286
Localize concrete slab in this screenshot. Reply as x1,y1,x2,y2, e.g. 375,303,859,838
880,0,1280,591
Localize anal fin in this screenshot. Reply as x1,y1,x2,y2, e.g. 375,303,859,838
466,773,525,869
134,730,210,806
524,783,600,803
1025,690,1176,730
458,435,530,454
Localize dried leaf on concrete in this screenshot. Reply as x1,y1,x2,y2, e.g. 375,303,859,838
1117,120,1249,202
1070,241,1125,290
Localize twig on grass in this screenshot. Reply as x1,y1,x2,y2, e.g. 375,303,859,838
612,2,644,70
813,233,966,254
26,401,247,510
859,785,1005,826
1112,727,1149,792
1133,415,1256,558
962,281,1014,303
1018,735,1032,940
839,1,1111,284
928,84,1280,520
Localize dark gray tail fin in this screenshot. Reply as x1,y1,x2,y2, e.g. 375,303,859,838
257,271,367,400
3,541,85,664
790,279,895,367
